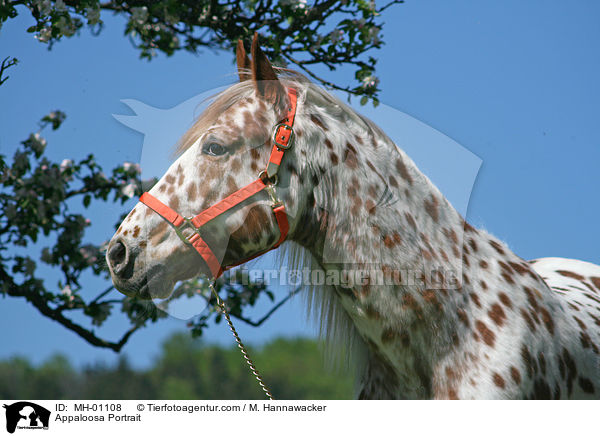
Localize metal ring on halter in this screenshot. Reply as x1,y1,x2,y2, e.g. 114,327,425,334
173,217,201,245
258,170,278,186
272,123,294,150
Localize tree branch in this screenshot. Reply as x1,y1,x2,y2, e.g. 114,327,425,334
231,285,303,327
0,57,18,86
1,268,136,352
281,52,359,96
90,284,115,305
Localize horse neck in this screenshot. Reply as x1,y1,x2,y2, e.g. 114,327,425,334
290,95,477,390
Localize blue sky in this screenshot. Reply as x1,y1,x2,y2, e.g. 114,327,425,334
1,0,599,369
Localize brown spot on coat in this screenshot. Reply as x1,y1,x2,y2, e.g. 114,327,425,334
422,289,441,310
521,346,535,378
492,373,506,388
402,294,423,319
488,303,506,326
538,352,547,375
578,377,595,394
149,221,169,245
405,212,417,230
457,308,469,327
489,240,505,255
510,366,521,384
580,331,599,353
556,270,584,281
424,195,439,222
475,320,496,347
168,196,179,212
562,348,578,396
498,292,512,309
381,328,397,344
310,114,328,131
468,238,478,252
448,389,458,400
395,157,413,185
469,292,481,308
521,308,537,331
532,379,552,399
508,261,529,275
186,182,198,202
365,199,376,215
249,147,261,160
539,307,555,335
343,143,358,169
226,176,239,194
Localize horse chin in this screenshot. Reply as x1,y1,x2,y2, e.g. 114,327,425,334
111,267,175,300
136,273,175,300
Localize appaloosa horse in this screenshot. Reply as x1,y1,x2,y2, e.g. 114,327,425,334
107,34,600,399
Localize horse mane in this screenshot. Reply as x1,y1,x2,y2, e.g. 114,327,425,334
276,242,367,376
175,68,389,157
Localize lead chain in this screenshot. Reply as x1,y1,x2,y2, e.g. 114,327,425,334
208,281,275,400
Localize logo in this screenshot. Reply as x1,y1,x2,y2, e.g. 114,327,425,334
3,402,50,434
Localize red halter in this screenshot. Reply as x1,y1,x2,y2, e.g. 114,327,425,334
138,88,297,279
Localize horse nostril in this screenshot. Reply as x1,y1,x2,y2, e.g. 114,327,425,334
108,240,128,273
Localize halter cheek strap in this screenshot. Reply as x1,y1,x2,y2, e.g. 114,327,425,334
138,88,297,279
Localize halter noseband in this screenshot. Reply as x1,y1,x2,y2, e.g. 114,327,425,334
138,88,298,279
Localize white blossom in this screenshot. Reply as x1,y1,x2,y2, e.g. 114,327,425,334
361,75,379,89
354,18,366,29
131,6,149,25
60,159,73,172
35,26,52,43
122,162,141,173
54,0,67,12
80,246,98,264
61,285,73,298
86,7,101,25
279,0,307,9
61,285,75,305
55,16,76,37
33,132,46,146
121,183,136,198
35,0,52,15
367,26,380,45
329,29,344,44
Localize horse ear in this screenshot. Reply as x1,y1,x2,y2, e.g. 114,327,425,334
236,39,251,82
251,32,285,104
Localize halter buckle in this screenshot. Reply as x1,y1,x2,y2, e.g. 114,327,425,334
272,123,294,150
174,217,200,244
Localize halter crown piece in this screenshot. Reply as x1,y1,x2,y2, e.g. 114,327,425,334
138,88,297,279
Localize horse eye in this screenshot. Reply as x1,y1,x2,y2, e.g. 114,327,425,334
202,142,227,156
